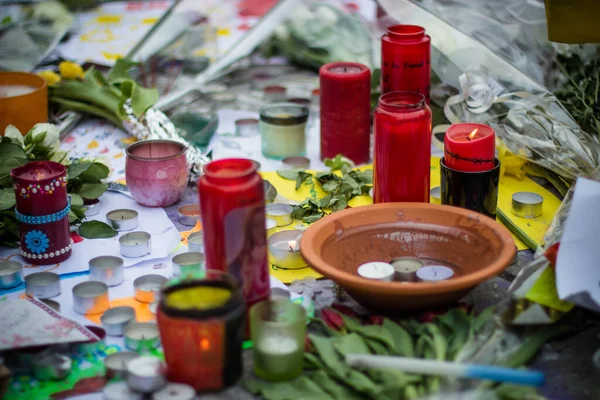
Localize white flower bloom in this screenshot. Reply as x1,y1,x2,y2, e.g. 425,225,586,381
4,125,24,146
29,123,60,149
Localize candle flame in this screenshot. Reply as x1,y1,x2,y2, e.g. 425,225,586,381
467,128,478,141
200,338,210,350
288,240,297,252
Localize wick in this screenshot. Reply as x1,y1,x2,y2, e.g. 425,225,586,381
344,67,347,72
466,136,471,141
289,245,293,251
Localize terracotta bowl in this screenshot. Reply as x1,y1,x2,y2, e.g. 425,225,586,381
300,203,515,313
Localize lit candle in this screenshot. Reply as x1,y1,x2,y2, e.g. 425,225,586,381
267,230,305,269
444,123,495,172
357,262,395,281
416,265,454,282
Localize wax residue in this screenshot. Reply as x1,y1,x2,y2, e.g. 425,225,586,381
166,286,232,310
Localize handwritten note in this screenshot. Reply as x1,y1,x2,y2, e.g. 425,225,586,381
0,298,97,351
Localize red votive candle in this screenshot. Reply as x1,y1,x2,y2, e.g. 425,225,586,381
381,25,431,103
444,123,495,172
11,161,72,265
320,62,371,164
198,159,270,314
374,92,432,203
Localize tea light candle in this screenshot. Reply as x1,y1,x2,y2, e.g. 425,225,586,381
134,274,167,303
357,262,395,281
390,257,424,282
260,103,309,159
104,351,139,379
101,306,136,336
265,218,277,236
235,118,260,137
106,209,139,231
89,255,124,287
84,198,101,217
124,322,161,352
172,252,205,277
187,231,204,253
72,281,110,315
444,123,495,172
282,156,311,170
25,271,61,299
177,204,201,226
430,187,441,204
126,356,166,393
152,383,196,400
263,179,278,204
416,265,454,282
103,381,142,400
267,230,305,269
263,85,287,102
0,260,23,289
119,231,152,258
31,353,72,381
265,203,294,227
511,192,543,219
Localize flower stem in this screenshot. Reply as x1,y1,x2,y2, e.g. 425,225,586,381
50,97,123,128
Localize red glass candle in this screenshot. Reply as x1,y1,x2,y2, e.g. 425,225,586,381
11,161,72,265
381,25,431,103
444,123,495,172
198,159,270,310
373,92,432,203
320,62,371,164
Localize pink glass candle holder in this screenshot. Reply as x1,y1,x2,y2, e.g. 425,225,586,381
11,161,72,265
126,140,189,207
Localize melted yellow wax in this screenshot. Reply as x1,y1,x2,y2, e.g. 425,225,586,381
166,286,232,311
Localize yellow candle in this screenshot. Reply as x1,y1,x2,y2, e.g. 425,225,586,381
166,286,232,310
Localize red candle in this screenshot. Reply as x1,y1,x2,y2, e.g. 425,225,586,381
320,62,371,164
381,25,431,103
198,159,270,315
373,92,432,203
11,161,72,265
444,123,495,172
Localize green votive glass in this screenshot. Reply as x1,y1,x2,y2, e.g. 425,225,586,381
250,300,306,381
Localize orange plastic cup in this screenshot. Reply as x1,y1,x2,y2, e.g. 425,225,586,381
0,72,48,134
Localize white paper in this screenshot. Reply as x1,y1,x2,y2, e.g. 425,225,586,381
556,177,600,312
0,297,97,351
0,191,180,277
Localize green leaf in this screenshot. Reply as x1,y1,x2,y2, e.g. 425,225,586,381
324,155,354,172
0,157,27,186
276,170,299,181
322,180,339,193
333,196,347,212
292,206,306,220
119,80,159,118
304,353,325,370
311,370,364,400
0,142,27,159
79,162,109,182
342,174,360,190
382,318,415,357
371,68,381,91
0,188,16,211
108,58,137,83
303,212,324,224
69,193,84,207
78,221,117,239
67,162,92,180
341,163,353,175
356,324,396,350
78,183,108,199
296,171,312,190
315,172,339,184
366,338,390,355
333,333,371,357
355,170,373,184
308,334,348,380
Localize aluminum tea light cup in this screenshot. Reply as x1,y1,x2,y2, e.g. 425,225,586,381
124,322,161,352
177,204,201,226
72,281,109,315
187,231,204,253
512,192,543,218
172,252,205,277
126,355,166,393
106,209,139,231
282,156,310,170
72,325,106,355
265,203,294,227
0,260,23,289
267,230,306,269
101,306,136,336
263,179,278,204
134,275,167,303
120,231,152,258
265,218,277,236
104,351,139,379
89,256,124,287
235,118,259,137
25,271,61,299
31,353,72,381
153,383,196,400
390,257,424,282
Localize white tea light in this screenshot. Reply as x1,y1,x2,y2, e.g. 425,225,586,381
134,274,167,303
152,383,196,400
0,260,23,289
104,351,139,379
101,306,136,336
124,322,161,352
265,218,277,236
89,255,124,287
267,229,305,269
265,203,294,227
172,252,205,277
25,271,61,299
106,209,139,231
126,356,166,393
72,281,110,315
390,257,424,282
357,262,395,281
416,265,454,282
119,231,152,258
187,231,204,253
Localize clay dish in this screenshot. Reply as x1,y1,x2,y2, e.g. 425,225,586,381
300,203,515,313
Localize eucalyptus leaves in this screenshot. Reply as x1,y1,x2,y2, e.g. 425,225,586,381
276,155,373,224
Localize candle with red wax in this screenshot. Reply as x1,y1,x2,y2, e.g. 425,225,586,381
320,62,371,164
444,123,496,172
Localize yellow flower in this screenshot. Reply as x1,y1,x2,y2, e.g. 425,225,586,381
37,70,61,86
59,61,84,79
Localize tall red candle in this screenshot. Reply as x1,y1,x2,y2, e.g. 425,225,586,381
11,161,72,265
444,123,495,172
198,159,270,312
381,25,431,103
374,92,432,203
320,62,371,164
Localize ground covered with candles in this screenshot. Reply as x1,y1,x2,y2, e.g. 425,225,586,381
1,0,600,399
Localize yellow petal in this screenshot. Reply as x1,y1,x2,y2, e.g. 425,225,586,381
59,61,84,79
37,70,61,86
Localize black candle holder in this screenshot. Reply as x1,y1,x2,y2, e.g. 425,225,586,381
440,158,500,219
